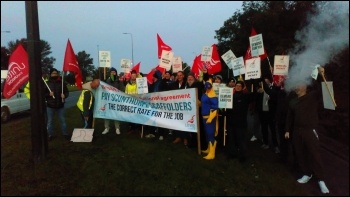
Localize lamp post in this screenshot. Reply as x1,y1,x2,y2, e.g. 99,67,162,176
123,32,133,65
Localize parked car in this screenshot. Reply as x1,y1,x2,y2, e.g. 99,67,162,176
1,70,30,123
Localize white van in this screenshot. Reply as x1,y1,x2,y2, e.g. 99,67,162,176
1,70,30,122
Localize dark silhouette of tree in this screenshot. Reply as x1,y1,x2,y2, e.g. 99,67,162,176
2,38,55,74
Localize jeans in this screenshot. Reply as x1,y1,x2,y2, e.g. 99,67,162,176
47,107,68,136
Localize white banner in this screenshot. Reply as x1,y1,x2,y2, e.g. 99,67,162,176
120,59,131,73
159,50,174,71
249,34,265,57
273,55,289,76
99,51,111,67
136,77,149,94
201,46,212,61
232,56,245,77
93,81,198,132
218,87,233,109
245,57,261,80
172,56,182,73
221,50,236,69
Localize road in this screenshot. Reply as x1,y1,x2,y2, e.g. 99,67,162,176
64,91,81,108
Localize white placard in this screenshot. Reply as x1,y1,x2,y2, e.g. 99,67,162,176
273,55,289,76
201,46,212,61
221,50,236,69
159,50,174,71
172,56,182,73
321,82,335,110
249,34,265,57
120,59,131,73
71,128,94,142
136,77,149,94
245,57,261,80
311,64,321,80
232,56,245,77
218,87,233,109
213,83,227,96
99,51,111,67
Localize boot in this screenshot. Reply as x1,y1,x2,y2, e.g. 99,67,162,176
201,142,210,154
203,141,217,160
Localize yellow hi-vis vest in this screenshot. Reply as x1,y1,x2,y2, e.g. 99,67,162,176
77,90,92,112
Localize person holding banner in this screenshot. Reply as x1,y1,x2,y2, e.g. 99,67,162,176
102,67,125,135
170,71,189,146
284,66,329,194
145,70,166,140
200,79,219,160
185,72,206,149
44,68,70,141
77,79,95,129
125,70,141,134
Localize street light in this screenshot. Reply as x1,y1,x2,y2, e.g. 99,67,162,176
123,32,133,65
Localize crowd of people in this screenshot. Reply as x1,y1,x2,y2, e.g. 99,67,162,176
45,66,330,194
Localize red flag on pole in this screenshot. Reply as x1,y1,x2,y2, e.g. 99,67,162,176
191,44,222,78
206,44,222,74
146,65,165,84
3,44,29,99
63,39,82,89
131,62,141,73
157,33,172,59
191,55,203,79
244,27,268,62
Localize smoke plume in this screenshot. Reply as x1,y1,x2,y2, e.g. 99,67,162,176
284,1,349,92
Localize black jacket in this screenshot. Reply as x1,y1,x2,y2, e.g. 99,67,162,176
45,77,69,109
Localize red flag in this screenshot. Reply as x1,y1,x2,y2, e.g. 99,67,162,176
3,44,29,99
244,27,268,63
206,44,222,74
191,55,203,79
191,44,222,77
157,33,172,59
131,62,141,73
63,39,82,89
146,65,165,84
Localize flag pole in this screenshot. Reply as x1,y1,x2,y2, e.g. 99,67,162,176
318,67,337,107
267,56,273,75
62,71,64,103
42,77,55,99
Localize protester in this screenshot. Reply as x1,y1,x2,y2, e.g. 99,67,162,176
185,71,206,149
102,67,125,135
125,70,141,134
275,79,296,163
44,68,70,141
226,80,254,162
170,71,188,146
213,74,226,149
285,66,330,194
256,77,279,153
77,79,95,129
200,79,219,160
145,70,166,140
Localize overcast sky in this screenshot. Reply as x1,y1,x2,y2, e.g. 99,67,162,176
1,1,243,74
